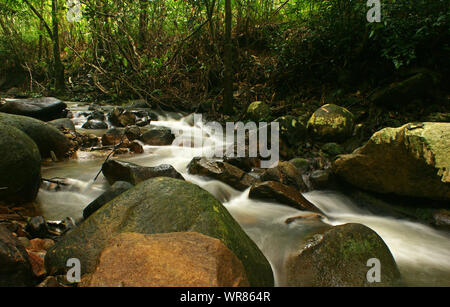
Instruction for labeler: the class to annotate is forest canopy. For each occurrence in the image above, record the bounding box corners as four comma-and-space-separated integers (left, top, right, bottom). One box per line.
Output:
0, 0, 448, 113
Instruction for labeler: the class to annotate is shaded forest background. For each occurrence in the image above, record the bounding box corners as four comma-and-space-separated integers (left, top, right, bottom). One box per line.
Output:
0, 0, 448, 118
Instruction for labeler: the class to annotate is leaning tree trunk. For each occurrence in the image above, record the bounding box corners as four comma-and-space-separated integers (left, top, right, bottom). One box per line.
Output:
223, 0, 233, 115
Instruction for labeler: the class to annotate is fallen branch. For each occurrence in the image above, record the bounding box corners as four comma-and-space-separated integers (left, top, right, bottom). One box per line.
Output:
93, 136, 126, 182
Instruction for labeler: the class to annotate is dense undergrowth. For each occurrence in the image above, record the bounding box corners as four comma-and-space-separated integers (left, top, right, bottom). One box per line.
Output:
0, 0, 449, 119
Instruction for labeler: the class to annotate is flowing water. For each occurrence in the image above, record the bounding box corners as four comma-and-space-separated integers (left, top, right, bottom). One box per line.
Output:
36, 103, 450, 286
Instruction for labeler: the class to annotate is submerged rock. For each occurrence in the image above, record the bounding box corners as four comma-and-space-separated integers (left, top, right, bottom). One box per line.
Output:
81, 232, 249, 287
188, 157, 258, 191
0, 225, 34, 286
0, 112, 71, 159
249, 181, 322, 213
333, 122, 450, 201
0, 97, 68, 121
0, 124, 41, 203
307, 104, 354, 142
284, 223, 401, 287
102, 160, 184, 185
45, 177, 274, 286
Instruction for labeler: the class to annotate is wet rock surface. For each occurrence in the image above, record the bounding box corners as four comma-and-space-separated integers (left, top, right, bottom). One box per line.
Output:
249, 181, 322, 213
81, 232, 249, 287
284, 223, 401, 287
45, 177, 274, 287
102, 160, 184, 185
188, 157, 258, 191
0, 97, 68, 121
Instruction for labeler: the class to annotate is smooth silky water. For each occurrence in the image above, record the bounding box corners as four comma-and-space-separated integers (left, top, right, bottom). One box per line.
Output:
36, 107, 450, 286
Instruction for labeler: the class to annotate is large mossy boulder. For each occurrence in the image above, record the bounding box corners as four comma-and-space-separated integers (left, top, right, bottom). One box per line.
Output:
0, 124, 41, 203
307, 104, 354, 142
0, 112, 71, 159
284, 223, 401, 287
45, 177, 274, 286
247, 101, 271, 121
333, 122, 450, 201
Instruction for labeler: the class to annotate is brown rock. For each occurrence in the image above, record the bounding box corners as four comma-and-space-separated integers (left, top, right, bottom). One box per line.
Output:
249, 181, 322, 213
28, 238, 55, 252
82, 232, 250, 287
102, 128, 129, 146
129, 140, 144, 154
260, 161, 307, 191
187, 157, 258, 191
0, 225, 34, 286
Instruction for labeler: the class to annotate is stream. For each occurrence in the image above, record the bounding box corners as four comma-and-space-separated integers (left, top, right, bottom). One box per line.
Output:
36, 102, 450, 286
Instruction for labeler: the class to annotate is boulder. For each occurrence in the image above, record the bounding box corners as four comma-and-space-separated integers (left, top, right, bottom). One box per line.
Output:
48, 118, 75, 132
260, 161, 307, 191
140, 126, 175, 146
0, 97, 68, 121
333, 122, 450, 201
124, 126, 142, 141
102, 160, 184, 185
83, 181, 134, 219
128, 140, 144, 154
108, 108, 136, 127
0, 225, 34, 286
309, 169, 333, 190
0, 124, 41, 203
247, 101, 271, 121
276, 115, 308, 146
45, 177, 274, 286
87, 110, 105, 121
307, 104, 355, 142
101, 128, 127, 146
284, 223, 401, 286
81, 232, 249, 287
289, 157, 311, 173
188, 157, 258, 191
0, 112, 71, 159
82, 120, 108, 130
249, 181, 322, 213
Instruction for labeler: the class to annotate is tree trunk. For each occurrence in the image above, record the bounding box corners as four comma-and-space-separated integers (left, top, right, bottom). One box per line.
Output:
139, 0, 149, 48
51, 0, 65, 91
223, 0, 233, 115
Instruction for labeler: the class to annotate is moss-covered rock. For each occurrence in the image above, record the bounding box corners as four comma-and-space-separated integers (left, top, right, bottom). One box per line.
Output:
0, 124, 41, 203
307, 104, 355, 142
247, 101, 271, 121
333, 122, 450, 201
321, 142, 344, 157
0, 112, 71, 159
45, 177, 274, 287
284, 223, 401, 286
